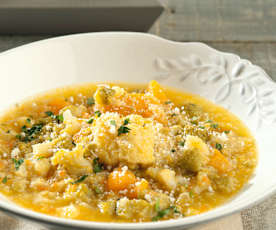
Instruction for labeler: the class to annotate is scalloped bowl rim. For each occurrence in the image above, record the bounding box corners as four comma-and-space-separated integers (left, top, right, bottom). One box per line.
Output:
0, 32, 275, 229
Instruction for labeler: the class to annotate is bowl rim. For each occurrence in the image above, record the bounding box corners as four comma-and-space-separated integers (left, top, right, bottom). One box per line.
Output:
0, 31, 275, 229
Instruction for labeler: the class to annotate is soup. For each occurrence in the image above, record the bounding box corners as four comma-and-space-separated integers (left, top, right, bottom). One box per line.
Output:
0, 81, 257, 222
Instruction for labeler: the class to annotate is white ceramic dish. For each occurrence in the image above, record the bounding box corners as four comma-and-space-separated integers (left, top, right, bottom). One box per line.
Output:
0, 32, 275, 230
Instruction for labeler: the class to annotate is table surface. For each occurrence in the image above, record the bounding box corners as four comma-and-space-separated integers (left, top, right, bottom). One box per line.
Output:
0, 1, 275, 230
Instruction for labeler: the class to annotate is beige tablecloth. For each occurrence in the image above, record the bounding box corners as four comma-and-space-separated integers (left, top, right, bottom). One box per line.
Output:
0, 194, 275, 230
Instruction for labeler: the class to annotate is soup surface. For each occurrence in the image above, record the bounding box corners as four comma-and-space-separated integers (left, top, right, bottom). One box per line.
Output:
0, 81, 257, 222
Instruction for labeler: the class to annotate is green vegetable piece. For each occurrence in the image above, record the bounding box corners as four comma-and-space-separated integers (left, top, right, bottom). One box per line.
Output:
94, 111, 101, 117
87, 118, 94, 124
93, 158, 104, 173
211, 123, 218, 129
12, 158, 24, 170
37, 156, 45, 160
71, 175, 88, 184
45, 111, 54, 117
87, 97, 95, 106
110, 120, 116, 126
215, 143, 223, 151
94, 187, 102, 194
2, 176, 7, 184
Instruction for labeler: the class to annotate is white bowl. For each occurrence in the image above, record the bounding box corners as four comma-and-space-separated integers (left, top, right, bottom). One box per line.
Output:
0, 32, 275, 230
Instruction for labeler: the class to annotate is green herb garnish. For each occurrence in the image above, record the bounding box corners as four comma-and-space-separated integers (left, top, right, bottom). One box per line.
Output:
189, 191, 194, 198
45, 111, 63, 124
94, 187, 102, 194
179, 141, 185, 147
165, 101, 172, 105
56, 115, 64, 124
87, 118, 94, 124
198, 126, 205, 129
155, 200, 160, 212
87, 97, 95, 106
2, 176, 7, 184
215, 143, 223, 151
12, 158, 24, 170
17, 123, 43, 142
93, 158, 104, 173
123, 118, 129, 125
45, 111, 54, 117
210, 123, 218, 129
110, 120, 116, 126
26, 118, 31, 123
71, 175, 88, 184
206, 120, 213, 123
37, 156, 45, 160
118, 119, 131, 136
94, 111, 101, 117
224, 130, 230, 134
152, 205, 177, 221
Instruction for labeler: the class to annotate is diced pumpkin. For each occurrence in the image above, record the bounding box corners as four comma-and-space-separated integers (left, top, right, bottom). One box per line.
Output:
107, 168, 136, 193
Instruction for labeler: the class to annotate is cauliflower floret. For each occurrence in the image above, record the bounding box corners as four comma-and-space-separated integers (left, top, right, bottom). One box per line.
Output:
179, 135, 209, 172
92, 113, 155, 168
51, 145, 92, 175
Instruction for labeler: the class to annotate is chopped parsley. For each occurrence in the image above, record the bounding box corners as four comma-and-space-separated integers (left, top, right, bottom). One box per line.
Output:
93, 158, 104, 173
154, 199, 160, 212
110, 120, 116, 126
37, 156, 45, 160
189, 191, 194, 198
2, 176, 7, 184
87, 118, 94, 124
94, 187, 102, 194
198, 126, 205, 129
87, 97, 95, 106
56, 115, 64, 124
6, 130, 10, 134
152, 202, 180, 221
206, 120, 213, 123
165, 101, 172, 105
123, 118, 130, 125
179, 141, 185, 147
215, 143, 223, 151
71, 175, 88, 184
210, 123, 218, 129
118, 119, 131, 136
17, 123, 43, 142
94, 111, 101, 117
45, 111, 54, 117
26, 118, 31, 123
45, 111, 63, 124
12, 158, 24, 170
72, 141, 76, 146
224, 130, 230, 134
